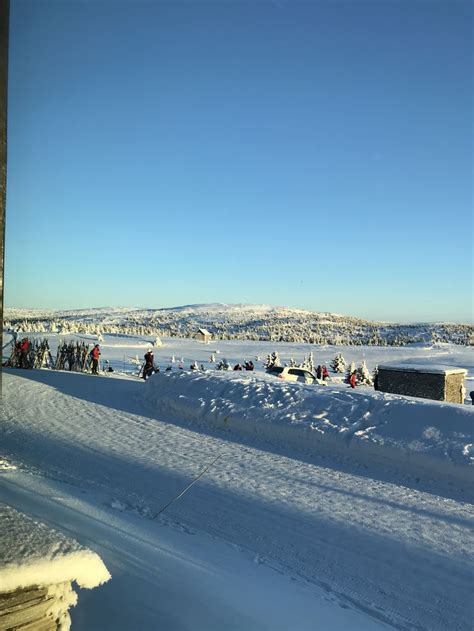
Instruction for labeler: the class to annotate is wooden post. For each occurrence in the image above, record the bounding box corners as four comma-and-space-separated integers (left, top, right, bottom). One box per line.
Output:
0, 0, 9, 386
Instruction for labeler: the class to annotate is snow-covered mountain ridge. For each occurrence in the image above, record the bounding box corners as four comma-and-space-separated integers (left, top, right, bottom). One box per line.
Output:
4, 303, 473, 346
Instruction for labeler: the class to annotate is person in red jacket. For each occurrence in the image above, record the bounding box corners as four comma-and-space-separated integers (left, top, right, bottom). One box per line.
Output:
19, 338, 30, 368
349, 371, 357, 388
90, 344, 101, 375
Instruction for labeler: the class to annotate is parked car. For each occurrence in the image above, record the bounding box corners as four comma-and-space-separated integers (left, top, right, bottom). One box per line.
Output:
266, 365, 323, 385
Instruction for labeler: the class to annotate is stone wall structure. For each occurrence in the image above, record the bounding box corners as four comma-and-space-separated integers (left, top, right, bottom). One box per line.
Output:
378, 364, 467, 404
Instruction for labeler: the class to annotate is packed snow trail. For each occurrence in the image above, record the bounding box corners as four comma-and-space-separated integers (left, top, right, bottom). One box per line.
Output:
2, 474, 382, 631
2, 369, 474, 630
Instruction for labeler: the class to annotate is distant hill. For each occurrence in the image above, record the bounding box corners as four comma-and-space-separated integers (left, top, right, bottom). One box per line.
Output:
4, 304, 473, 346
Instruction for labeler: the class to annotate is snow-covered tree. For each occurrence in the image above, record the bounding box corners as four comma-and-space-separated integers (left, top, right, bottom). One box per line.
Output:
331, 352, 346, 373
356, 360, 372, 385
171, 355, 176, 363
209, 353, 216, 363
264, 351, 281, 369
153, 336, 162, 347
300, 351, 314, 372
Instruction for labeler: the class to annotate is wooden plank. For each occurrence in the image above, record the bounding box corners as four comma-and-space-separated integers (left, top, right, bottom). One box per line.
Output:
14, 615, 58, 631
0, 587, 49, 613
0, 595, 56, 629
0, 593, 48, 617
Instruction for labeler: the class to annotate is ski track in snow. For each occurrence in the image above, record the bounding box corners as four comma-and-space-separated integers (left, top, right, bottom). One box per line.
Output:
2, 368, 474, 631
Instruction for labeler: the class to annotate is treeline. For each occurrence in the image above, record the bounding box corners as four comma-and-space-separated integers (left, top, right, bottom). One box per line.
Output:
4, 312, 473, 346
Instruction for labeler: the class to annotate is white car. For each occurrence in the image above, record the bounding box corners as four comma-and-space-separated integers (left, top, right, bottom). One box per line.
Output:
266, 365, 324, 385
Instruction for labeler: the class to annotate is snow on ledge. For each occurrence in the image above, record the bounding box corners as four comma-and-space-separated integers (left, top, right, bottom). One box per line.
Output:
0, 503, 111, 593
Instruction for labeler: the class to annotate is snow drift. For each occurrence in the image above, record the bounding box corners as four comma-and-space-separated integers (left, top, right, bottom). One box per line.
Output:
143, 371, 474, 492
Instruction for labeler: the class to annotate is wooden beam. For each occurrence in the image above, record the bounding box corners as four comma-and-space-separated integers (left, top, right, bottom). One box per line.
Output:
0, 0, 9, 385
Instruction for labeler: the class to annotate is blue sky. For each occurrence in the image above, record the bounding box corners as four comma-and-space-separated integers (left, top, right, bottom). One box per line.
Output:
5, 0, 473, 322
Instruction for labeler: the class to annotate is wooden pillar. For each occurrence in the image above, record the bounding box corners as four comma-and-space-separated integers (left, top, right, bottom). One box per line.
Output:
0, 0, 9, 384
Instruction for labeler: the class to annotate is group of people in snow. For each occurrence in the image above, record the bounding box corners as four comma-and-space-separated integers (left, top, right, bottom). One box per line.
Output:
316, 365, 330, 381
233, 361, 254, 371
6, 339, 474, 406
5, 336, 102, 373
4, 337, 54, 370
5, 337, 31, 369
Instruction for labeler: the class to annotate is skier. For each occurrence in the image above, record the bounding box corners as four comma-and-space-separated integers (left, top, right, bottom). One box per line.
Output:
470, 391, 474, 406
349, 372, 357, 389
143, 349, 155, 380
90, 344, 101, 375
316, 365, 322, 380
322, 365, 329, 380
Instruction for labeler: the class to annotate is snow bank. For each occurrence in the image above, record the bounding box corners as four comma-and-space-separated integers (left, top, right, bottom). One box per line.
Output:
143, 371, 474, 489
0, 503, 111, 592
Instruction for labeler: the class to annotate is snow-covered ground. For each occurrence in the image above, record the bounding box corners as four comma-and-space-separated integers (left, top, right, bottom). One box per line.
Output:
142, 370, 474, 490
2, 334, 474, 630
3, 330, 474, 380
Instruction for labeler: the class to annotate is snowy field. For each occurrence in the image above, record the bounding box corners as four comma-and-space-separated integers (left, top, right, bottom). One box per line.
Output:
3, 329, 474, 381
2, 333, 474, 630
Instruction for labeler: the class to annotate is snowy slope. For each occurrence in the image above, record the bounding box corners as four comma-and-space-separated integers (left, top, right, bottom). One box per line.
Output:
2, 365, 474, 631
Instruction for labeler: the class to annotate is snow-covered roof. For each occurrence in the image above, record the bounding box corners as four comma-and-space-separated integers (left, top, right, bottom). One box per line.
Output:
378, 363, 467, 376
196, 328, 211, 335
0, 503, 111, 592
